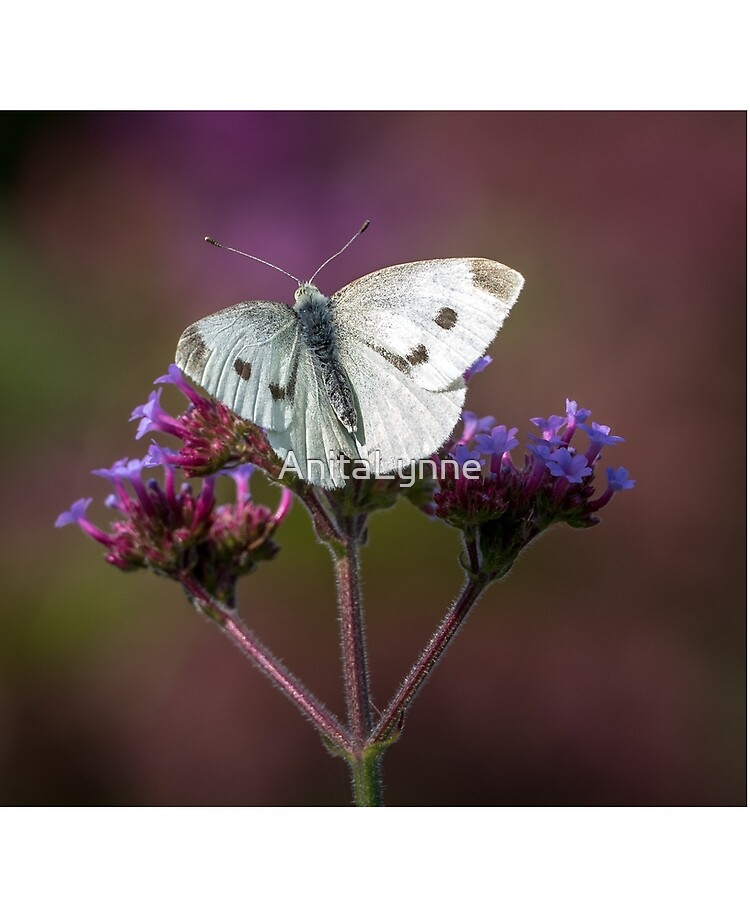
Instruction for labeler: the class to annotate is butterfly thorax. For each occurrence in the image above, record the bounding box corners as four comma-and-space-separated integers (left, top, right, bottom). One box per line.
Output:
294, 284, 358, 434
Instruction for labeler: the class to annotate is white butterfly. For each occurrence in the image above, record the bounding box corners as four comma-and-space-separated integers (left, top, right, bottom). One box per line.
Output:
176, 236, 524, 489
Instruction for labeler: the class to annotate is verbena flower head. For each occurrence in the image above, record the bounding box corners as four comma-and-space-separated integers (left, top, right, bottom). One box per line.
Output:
130, 364, 283, 480
56, 453, 291, 606
434, 399, 634, 582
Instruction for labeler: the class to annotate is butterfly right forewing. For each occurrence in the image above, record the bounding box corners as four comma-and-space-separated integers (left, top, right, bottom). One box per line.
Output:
176, 300, 301, 432
331, 258, 523, 393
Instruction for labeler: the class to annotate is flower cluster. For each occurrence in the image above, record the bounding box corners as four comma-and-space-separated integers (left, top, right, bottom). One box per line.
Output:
130, 365, 282, 480
57, 363, 634, 597
56, 455, 290, 606
434, 399, 634, 581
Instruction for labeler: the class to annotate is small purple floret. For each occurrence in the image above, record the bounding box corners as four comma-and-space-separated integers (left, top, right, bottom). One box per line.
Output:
458, 410, 496, 444
55, 497, 93, 528
130, 388, 186, 440
475, 425, 519, 456
451, 443, 484, 467
606, 466, 635, 491
222, 463, 256, 506
581, 421, 625, 448
545, 448, 592, 484
531, 414, 566, 441
154, 364, 202, 403
565, 399, 591, 427
581, 421, 625, 462
463, 355, 492, 381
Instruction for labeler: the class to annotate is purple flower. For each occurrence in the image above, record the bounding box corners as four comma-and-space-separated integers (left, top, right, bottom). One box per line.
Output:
606, 466, 635, 491
463, 355, 493, 381
434, 399, 633, 581
475, 425, 520, 476
581, 421, 625, 463
93, 456, 155, 515
528, 439, 553, 463
130, 368, 283, 480
154, 364, 202, 403
55, 497, 115, 546
475, 425, 519, 456
56, 449, 287, 599
586, 465, 636, 513
530, 414, 566, 443
563, 398, 592, 443
457, 410, 496, 445
565, 399, 591, 426
546, 448, 592, 484
130, 388, 187, 440
55, 497, 92, 529
222, 463, 255, 506
450, 443, 484, 468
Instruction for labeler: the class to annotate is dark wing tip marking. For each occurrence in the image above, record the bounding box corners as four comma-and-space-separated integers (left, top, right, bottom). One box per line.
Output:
435, 307, 458, 330
470, 258, 523, 303
176, 324, 210, 374
233, 358, 252, 380
406, 344, 429, 366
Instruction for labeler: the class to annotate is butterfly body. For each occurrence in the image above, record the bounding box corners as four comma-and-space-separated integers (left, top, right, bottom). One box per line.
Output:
176, 257, 524, 488
294, 283, 358, 435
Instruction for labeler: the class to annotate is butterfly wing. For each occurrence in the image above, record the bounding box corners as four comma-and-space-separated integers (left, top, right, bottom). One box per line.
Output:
175, 300, 302, 432
330, 258, 522, 470
265, 347, 364, 489
341, 341, 467, 472
176, 300, 361, 487
331, 258, 524, 392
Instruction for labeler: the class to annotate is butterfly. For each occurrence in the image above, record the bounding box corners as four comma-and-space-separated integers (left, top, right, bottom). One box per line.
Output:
175, 232, 524, 489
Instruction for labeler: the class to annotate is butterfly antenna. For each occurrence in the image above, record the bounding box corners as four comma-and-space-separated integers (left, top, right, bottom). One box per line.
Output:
308, 220, 370, 284
204, 237, 301, 285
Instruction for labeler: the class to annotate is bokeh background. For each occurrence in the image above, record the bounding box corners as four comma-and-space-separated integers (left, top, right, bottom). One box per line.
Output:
0, 111, 744, 805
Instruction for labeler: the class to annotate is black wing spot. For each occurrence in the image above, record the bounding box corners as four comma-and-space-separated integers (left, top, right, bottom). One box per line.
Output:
269, 382, 286, 400
369, 344, 410, 375
435, 307, 458, 330
407, 344, 429, 366
234, 358, 252, 381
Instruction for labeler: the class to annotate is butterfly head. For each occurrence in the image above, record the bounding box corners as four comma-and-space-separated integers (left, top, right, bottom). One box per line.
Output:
294, 282, 329, 312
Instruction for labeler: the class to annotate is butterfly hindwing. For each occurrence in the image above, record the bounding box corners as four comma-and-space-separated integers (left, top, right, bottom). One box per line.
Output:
331, 258, 523, 392
265, 347, 363, 489
175, 300, 301, 432
340, 335, 467, 473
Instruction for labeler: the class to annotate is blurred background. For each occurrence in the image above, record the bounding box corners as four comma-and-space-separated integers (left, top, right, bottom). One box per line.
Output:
0, 111, 744, 806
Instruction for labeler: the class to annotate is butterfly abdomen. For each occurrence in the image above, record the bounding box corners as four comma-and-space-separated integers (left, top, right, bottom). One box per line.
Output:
296, 285, 358, 433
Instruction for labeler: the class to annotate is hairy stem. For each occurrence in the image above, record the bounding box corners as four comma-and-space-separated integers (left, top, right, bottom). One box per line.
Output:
369, 576, 488, 746
331, 534, 383, 805
333, 538, 374, 744
182, 576, 351, 753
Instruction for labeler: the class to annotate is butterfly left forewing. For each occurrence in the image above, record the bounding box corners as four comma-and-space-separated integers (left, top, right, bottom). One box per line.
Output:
331, 258, 523, 392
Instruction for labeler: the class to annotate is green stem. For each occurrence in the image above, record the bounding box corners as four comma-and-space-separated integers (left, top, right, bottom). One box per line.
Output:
350, 749, 384, 807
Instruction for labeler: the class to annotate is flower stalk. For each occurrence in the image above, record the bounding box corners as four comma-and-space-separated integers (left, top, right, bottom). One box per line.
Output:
370, 575, 488, 747
182, 575, 351, 752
